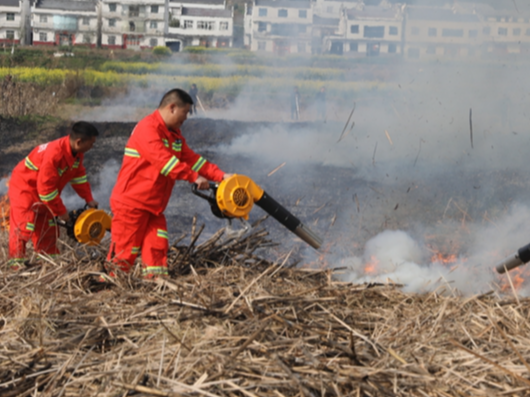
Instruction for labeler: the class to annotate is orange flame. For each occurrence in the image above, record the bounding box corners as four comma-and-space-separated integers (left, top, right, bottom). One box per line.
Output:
364, 255, 379, 274
431, 252, 458, 265
0, 178, 9, 231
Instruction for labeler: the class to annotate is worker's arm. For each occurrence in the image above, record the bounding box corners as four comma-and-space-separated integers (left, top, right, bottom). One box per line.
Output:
178, 135, 225, 182
69, 156, 95, 205
36, 151, 67, 217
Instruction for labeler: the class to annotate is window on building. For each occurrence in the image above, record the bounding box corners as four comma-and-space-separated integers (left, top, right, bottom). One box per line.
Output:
6, 13, 14, 21
6, 30, 14, 39
150, 21, 158, 29
109, 18, 116, 27
364, 26, 384, 38
109, 3, 117, 12
442, 28, 463, 37
483, 27, 491, 35
83, 34, 92, 44
39, 15, 47, 23
350, 25, 359, 34
150, 38, 158, 46
498, 27, 507, 36
426, 45, 435, 54
299, 10, 307, 18
129, 21, 136, 31
469, 29, 477, 38
411, 27, 419, 35
514, 28, 521, 36
388, 43, 397, 53
297, 42, 305, 53
408, 47, 420, 58
258, 8, 267, 17
108, 36, 116, 45
298, 25, 306, 33
278, 9, 287, 17
428, 28, 437, 37
258, 41, 266, 50
151, 5, 159, 13
183, 20, 193, 29
219, 21, 229, 30
197, 21, 215, 30
82, 17, 89, 25
389, 26, 398, 35
39, 32, 47, 41
258, 21, 266, 32
129, 5, 140, 17
350, 42, 358, 52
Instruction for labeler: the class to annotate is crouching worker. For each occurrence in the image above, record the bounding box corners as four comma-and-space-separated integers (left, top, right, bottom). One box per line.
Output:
107, 88, 233, 280
8, 122, 99, 270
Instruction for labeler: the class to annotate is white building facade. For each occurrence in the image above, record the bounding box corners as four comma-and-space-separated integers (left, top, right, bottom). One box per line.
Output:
101, 0, 165, 49
31, 0, 99, 47
166, 0, 233, 51
247, 0, 313, 55
0, 0, 26, 45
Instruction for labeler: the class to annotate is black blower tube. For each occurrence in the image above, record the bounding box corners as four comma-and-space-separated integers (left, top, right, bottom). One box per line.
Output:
495, 242, 530, 274
255, 192, 323, 249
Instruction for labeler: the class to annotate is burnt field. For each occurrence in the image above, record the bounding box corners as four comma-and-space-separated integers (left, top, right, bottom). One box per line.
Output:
4, 116, 530, 396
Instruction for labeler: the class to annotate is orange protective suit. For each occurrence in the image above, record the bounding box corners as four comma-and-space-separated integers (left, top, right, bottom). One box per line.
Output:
108, 110, 224, 277
8, 136, 94, 267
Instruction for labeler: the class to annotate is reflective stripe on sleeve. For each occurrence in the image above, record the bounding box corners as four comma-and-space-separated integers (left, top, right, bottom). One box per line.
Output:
160, 156, 179, 177
26, 222, 35, 231
39, 189, 59, 202
131, 246, 140, 255
156, 229, 168, 239
124, 148, 141, 158
162, 139, 169, 148
25, 157, 39, 171
70, 175, 88, 185
172, 142, 182, 152
58, 167, 68, 176
73, 159, 80, 169
48, 219, 56, 227
191, 157, 206, 172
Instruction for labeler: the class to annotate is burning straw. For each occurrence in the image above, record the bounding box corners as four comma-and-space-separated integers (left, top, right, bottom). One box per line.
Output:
1, 223, 530, 396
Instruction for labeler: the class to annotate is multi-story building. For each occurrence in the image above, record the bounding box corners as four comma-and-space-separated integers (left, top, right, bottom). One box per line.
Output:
166, 0, 233, 51
31, 0, 99, 47
0, 0, 29, 45
403, 6, 485, 60
479, 5, 530, 57
246, 0, 313, 55
101, 0, 165, 49
324, 3, 404, 56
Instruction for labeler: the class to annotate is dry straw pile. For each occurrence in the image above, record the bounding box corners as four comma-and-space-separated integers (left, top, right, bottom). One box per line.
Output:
1, 225, 530, 397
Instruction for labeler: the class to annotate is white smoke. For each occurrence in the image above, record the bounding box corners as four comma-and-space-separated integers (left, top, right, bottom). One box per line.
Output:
0, 177, 9, 196
62, 159, 120, 210
333, 203, 530, 296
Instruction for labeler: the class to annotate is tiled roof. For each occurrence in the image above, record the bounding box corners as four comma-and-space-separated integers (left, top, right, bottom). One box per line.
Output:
0, 0, 20, 7
407, 7, 480, 23
35, 0, 96, 12
182, 6, 231, 18
255, 0, 311, 9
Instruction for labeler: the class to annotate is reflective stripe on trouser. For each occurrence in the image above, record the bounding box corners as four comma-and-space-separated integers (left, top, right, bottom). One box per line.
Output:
8, 189, 60, 260
107, 202, 168, 275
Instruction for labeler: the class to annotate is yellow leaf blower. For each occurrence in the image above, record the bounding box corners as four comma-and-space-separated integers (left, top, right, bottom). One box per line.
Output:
57, 207, 112, 246
192, 174, 323, 249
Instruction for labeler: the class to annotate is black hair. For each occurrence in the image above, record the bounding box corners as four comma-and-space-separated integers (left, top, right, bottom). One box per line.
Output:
70, 121, 99, 141
159, 88, 193, 109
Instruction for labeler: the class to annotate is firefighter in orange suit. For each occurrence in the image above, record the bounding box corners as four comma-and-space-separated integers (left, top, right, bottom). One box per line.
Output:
108, 88, 233, 279
7, 122, 99, 269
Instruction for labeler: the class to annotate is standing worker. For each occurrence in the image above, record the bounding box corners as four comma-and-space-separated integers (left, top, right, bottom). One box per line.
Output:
291, 86, 300, 121
7, 122, 99, 270
188, 83, 198, 115
107, 88, 233, 279
315, 86, 326, 122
